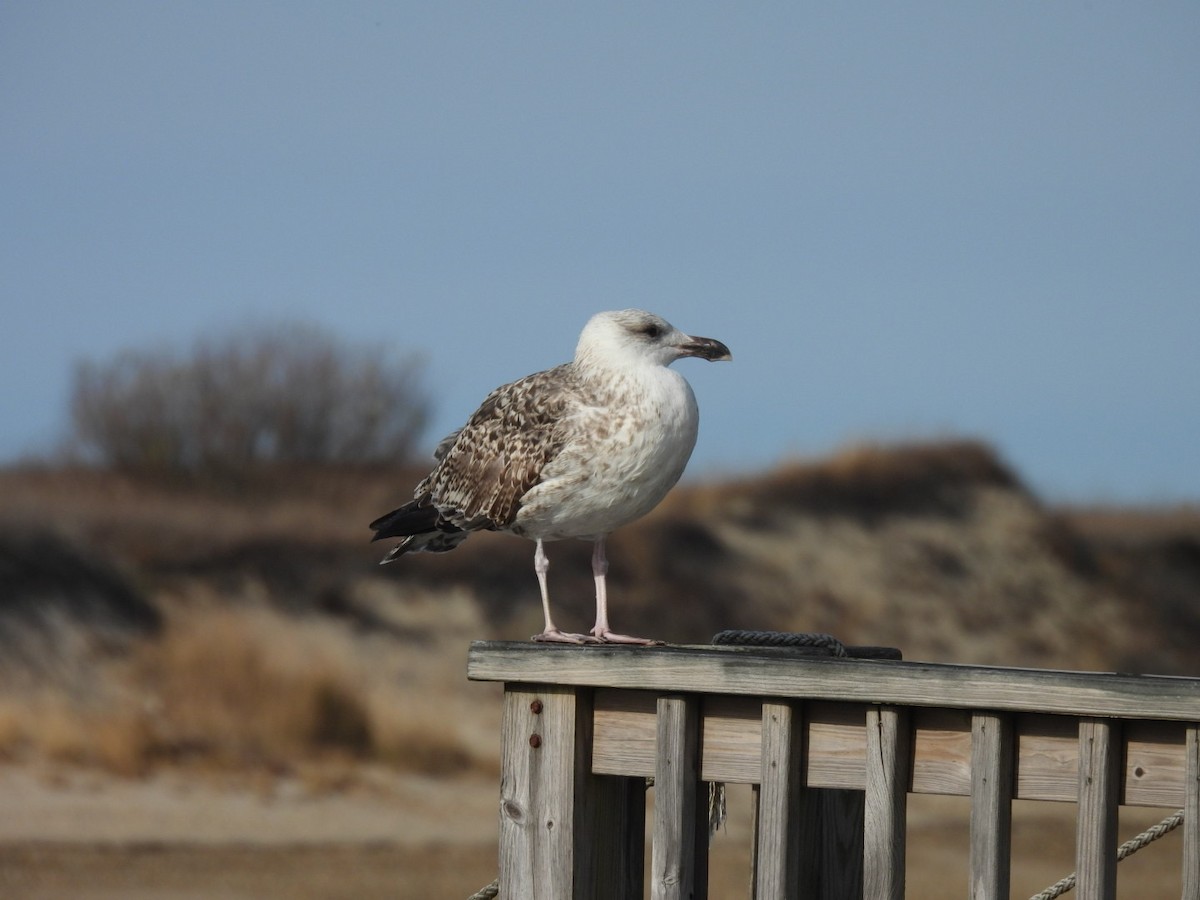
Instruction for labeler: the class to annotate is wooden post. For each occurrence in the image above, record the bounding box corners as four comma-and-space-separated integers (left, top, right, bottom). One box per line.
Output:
755, 701, 805, 898
1076, 718, 1121, 900
498, 684, 644, 900
864, 705, 910, 900
498, 684, 578, 899
969, 712, 1014, 900
1184, 725, 1200, 900
652, 694, 709, 900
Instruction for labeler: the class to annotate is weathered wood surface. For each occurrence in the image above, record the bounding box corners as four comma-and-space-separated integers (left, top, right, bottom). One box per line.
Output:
1184, 725, 1199, 900
755, 701, 804, 898
469, 642, 1200, 721
864, 706, 909, 900
497, 685, 647, 900
588, 690, 1193, 807
497, 685, 580, 900
651, 695, 708, 900
1075, 718, 1121, 900
484, 647, 1200, 900
968, 712, 1013, 900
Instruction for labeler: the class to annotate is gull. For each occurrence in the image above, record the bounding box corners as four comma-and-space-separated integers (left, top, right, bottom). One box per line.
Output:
369, 309, 731, 644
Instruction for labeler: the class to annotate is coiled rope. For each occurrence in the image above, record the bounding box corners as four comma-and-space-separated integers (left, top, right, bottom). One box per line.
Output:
712, 628, 850, 656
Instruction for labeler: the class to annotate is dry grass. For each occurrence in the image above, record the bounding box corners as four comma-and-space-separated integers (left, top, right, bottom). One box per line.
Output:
1, 447, 1197, 897
0, 599, 491, 780
132, 607, 373, 767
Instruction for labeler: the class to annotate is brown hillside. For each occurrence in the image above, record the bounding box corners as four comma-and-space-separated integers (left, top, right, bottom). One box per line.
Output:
0, 441, 1196, 779
2, 441, 1197, 899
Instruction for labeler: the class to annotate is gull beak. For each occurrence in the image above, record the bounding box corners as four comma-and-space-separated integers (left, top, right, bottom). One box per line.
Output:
678, 335, 732, 362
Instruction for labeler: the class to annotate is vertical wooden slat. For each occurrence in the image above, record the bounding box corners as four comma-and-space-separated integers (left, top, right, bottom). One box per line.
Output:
565, 673, 646, 900
795, 789, 864, 900
1076, 718, 1121, 900
969, 712, 1014, 900
579, 774, 645, 900
579, 770, 645, 900
652, 695, 709, 900
1184, 725, 1200, 900
755, 701, 805, 898
749, 784, 761, 897
864, 705, 910, 900
498, 684, 583, 900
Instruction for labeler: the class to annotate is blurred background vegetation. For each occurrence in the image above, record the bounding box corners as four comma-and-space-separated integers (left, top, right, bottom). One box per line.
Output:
1, 323, 1197, 898
65, 321, 431, 476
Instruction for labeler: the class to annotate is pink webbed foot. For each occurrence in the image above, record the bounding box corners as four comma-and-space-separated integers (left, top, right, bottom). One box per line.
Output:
532, 628, 600, 644
590, 627, 664, 646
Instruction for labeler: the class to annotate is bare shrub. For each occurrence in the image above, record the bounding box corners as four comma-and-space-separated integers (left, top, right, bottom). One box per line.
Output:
68, 322, 430, 473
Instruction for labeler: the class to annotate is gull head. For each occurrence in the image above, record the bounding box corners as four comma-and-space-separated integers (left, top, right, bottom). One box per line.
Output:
575, 309, 732, 370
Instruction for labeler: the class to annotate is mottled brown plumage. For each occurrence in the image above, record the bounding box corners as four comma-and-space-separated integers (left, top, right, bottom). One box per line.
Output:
420, 364, 578, 530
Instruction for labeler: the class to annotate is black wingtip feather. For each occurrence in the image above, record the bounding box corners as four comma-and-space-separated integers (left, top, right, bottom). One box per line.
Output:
369, 502, 440, 541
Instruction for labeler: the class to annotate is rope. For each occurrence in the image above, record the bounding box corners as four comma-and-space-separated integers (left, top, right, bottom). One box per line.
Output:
711, 629, 850, 657
1028, 808, 1184, 900
466, 879, 499, 900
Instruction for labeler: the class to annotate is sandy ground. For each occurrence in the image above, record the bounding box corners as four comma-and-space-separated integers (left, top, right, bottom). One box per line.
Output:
0, 768, 1186, 899
0, 765, 502, 899
0, 766, 498, 845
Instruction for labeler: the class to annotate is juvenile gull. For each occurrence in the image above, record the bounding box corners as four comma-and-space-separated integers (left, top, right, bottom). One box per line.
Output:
369, 309, 731, 644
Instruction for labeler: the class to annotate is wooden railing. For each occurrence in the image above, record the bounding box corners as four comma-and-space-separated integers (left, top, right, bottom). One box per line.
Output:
467, 641, 1200, 900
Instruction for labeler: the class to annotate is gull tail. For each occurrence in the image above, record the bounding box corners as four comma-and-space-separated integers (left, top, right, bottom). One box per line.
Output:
369, 501, 468, 562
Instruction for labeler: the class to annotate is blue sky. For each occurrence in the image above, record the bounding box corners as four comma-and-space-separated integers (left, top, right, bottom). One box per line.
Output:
3, 3, 1198, 502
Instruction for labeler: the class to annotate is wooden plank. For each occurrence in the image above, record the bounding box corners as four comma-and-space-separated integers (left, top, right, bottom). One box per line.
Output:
969, 712, 1013, 900
802, 702, 865, 791
593, 689, 658, 775
1076, 718, 1121, 900
498, 685, 583, 900
469, 642, 1200, 721
561, 682, 645, 900
864, 706, 909, 900
651, 695, 709, 900
755, 701, 804, 898
704, 694, 765, 783
1016, 714, 1080, 802
1123, 719, 1189, 808
590, 691, 1192, 806
1185, 725, 1200, 900
1013, 715, 1189, 807
592, 694, 867, 787
911, 707, 972, 796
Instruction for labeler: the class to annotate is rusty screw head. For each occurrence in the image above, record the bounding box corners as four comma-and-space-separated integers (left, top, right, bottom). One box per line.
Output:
529, 733, 542, 749
530, 699, 543, 714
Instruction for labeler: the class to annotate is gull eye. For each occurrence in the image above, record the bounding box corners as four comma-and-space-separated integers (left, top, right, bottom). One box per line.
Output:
639, 323, 662, 339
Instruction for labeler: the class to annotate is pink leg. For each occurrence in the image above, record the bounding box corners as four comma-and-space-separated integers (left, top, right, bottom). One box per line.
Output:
530, 539, 592, 644
589, 536, 661, 645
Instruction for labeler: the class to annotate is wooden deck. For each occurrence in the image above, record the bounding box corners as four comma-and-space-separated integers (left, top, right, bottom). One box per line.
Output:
468, 641, 1200, 899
